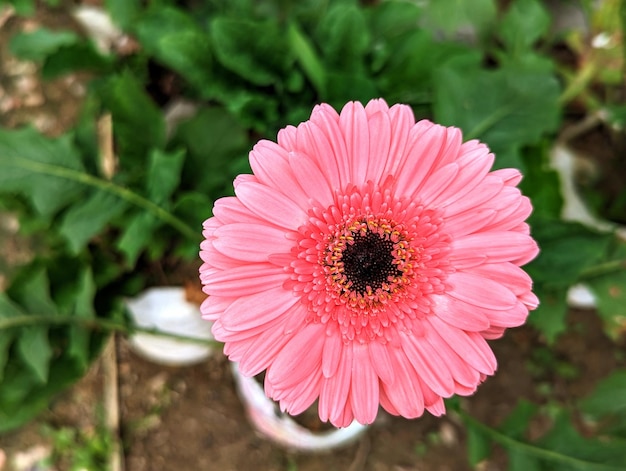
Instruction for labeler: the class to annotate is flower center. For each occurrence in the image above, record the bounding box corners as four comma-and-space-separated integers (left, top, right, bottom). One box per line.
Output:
287, 182, 452, 344
341, 231, 401, 294
323, 218, 413, 310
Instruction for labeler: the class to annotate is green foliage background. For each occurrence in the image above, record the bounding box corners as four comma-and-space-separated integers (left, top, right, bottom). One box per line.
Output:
0, 0, 625, 468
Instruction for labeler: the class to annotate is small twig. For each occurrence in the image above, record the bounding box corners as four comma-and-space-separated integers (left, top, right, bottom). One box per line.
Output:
102, 335, 124, 471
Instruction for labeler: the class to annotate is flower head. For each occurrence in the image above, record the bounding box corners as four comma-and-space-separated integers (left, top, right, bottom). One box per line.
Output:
199, 99, 539, 427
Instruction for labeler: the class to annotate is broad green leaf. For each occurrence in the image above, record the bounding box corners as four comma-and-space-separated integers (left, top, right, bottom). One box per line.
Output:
375, 30, 469, 105
421, 0, 497, 40
498, 0, 551, 56
17, 326, 52, 383
9, 28, 79, 62
500, 400, 539, 439
0, 128, 84, 217
59, 190, 128, 254
42, 41, 114, 79
0, 293, 25, 381
526, 220, 612, 289
172, 107, 249, 194
580, 370, 626, 417
146, 149, 186, 204
433, 56, 561, 154
116, 212, 160, 266
9, 267, 58, 316
105, 0, 141, 30
507, 449, 541, 471
135, 8, 213, 92
67, 268, 97, 368
521, 145, 563, 220
528, 288, 569, 343
97, 71, 166, 160
537, 410, 626, 467
466, 423, 491, 466
211, 17, 292, 86
317, 4, 369, 73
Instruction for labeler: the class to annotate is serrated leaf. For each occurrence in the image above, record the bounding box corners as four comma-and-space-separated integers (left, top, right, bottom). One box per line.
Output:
172, 107, 249, 194
433, 56, 560, 154
9, 267, 58, 316
211, 17, 291, 86
116, 212, 160, 266
146, 149, 186, 204
59, 190, 128, 254
135, 8, 213, 91
67, 268, 97, 368
317, 3, 369, 73
526, 220, 612, 289
9, 28, 80, 62
498, 0, 551, 56
466, 423, 491, 466
17, 327, 52, 383
0, 128, 85, 217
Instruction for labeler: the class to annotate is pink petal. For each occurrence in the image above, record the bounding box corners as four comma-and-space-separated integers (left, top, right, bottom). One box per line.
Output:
221, 286, 298, 331
212, 196, 265, 225
400, 331, 455, 397
427, 316, 497, 375
364, 98, 390, 116
451, 231, 538, 265
267, 323, 325, 389
319, 344, 353, 424
469, 262, 533, 296
350, 344, 380, 424
447, 271, 518, 310
431, 294, 491, 331
212, 223, 290, 262
322, 332, 343, 378
339, 101, 370, 184
442, 175, 504, 216
442, 209, 497, 237
288, 151, 335, 203
201, 263, 287, 297
364, 111, 392, 185
381, 347, 425, 418
235, 181, 307, 230
309, 104, 350, 186
381, 104, 415, 177
368, 340, 395, 385
295, 121, 342, 192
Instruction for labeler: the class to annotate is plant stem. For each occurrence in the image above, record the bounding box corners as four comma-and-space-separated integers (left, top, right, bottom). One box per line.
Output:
12, 158, 200, 242
0, 314, 220, 347
457, 410, 625, 471
579, 259, 626, 280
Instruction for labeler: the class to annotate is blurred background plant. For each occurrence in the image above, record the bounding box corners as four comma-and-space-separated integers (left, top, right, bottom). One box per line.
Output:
0, 0, 625, 469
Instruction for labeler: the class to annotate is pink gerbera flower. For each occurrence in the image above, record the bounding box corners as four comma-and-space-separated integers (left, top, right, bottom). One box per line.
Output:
199, 99, 539, 427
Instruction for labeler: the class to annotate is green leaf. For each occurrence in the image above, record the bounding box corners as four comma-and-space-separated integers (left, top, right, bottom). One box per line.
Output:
97, 71, 166, 159
9, 267, 58, 316
59, 190, 128, 254
508, 449, 541, 471
498, 0, 551, 56
105, 0, 141, 30
67, 268, 97, 368
116, 212, 160, 266
172, 107, 249, 195
9, 28, 80, 62
287, 21, 326, 97
527, 288, 569, 343
317, 3, 369, 73
500, 400, 539, 439
0, 128, 85, 217
433, 56, 561, 154
42, 41, 114, 79
581, 370, 626, 417
466, 423, 491, 466
527, 220, 612, 289
0, 294, 25, 381
135, 8, 213, 91
146, 149, 186, 204
421, 0, 497, 40
17, 326, 52, 383
211, 17, 291, 86
521, 145, 564, 220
